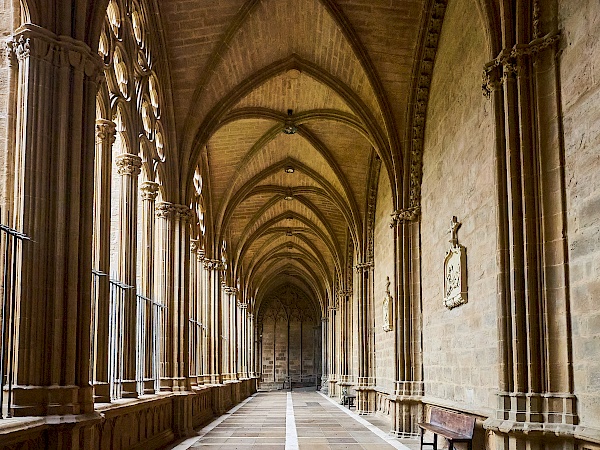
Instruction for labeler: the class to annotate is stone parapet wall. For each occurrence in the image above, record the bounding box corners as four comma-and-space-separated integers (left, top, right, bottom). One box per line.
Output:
0, 379, 257, 450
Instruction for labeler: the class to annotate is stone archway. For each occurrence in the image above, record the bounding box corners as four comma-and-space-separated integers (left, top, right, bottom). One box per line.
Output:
257, 284, 321, 389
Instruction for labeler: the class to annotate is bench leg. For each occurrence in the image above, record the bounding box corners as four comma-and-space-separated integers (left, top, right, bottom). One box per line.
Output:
420, 430, 438, 450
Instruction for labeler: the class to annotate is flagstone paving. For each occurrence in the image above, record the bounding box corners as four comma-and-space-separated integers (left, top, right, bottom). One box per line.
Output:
169, 390, 419, 450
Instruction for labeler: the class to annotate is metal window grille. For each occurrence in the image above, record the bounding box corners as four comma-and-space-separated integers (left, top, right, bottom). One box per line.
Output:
0, 211, 29, 419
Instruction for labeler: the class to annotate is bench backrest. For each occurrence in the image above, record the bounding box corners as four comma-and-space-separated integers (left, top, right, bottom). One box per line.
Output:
429, 407, 475, 438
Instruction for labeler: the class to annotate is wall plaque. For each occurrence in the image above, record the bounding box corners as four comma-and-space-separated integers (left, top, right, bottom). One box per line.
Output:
443, 216, 467, 309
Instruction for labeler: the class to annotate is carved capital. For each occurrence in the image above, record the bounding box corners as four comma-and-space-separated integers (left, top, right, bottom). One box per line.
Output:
95, 119, 117, 146
354, 261, 373, 273
140, 181, 159, 201
155, 202, 193, 221
337, 289, 352, 299
115, 153, 142, 176
9, 25, 104, 78
203, 258, 224, 271
190, 239, 200, 253
224, 286, 238, 295
390, 206, 421, 228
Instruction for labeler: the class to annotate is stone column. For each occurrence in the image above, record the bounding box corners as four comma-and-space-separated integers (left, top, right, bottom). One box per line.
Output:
92, 119, 116, 403
355, 262, 375, 413
480, 20, 577, 437
198, 250, 207, 383
7, 25, 103, 417
115, 153, 142, 398
188, 239, 199, 386
155, 202, 192, 392
139, 181, 159, 393
390, 210, 424, 435
222, 286, 238, 381
239, 302, 248, 378
327, 304, 337, 395
320, 317, 329, 393
203, 259, 223, 384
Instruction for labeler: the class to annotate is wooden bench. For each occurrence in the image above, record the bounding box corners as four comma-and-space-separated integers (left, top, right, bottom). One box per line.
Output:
342, 393, 356, 409
418, 406, 475, 450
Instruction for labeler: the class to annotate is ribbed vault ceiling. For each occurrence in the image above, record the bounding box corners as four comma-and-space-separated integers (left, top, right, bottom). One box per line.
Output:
160, 0, 427, 314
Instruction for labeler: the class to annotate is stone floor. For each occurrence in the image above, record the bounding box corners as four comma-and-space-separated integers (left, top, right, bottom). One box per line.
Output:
169, 390, 420, 449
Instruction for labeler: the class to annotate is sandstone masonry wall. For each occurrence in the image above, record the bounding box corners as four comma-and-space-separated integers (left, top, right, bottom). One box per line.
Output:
420, 0, 498, 415
559, 0, 600, 427
373, 168, 395, 394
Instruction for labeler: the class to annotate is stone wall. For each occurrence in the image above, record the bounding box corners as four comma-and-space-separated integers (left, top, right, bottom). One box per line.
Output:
559, 0, 600, 429
260, 315, 320, 385
420, 0, 498, 415
373, 168, 395, 394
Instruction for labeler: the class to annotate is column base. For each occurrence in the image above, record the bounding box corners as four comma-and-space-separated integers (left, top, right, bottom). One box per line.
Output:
160, 377, 189, 392
93, 382, 111, 403
120, 380, 139, 399
11, 385, 94, 416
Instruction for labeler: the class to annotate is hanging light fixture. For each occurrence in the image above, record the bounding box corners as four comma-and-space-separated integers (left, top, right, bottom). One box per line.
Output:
282, 109, 297, 135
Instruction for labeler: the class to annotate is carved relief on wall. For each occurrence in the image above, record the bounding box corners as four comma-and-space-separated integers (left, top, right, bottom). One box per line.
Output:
443, 216, 467, 309
383, 277, 393, 332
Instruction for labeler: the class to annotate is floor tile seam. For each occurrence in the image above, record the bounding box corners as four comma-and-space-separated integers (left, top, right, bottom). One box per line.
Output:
317, 391, 412, 450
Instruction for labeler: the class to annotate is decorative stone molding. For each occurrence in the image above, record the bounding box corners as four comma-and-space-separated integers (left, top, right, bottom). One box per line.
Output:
482, 31, 560, 98
238, 302, 247, 310
393, 380, 424, 398
140, 181, 159, 201
6, 25, 104, 79
203, 258, 224, 271
354, 261, 373, 273
95, 119, 116, 145
115, 153, 142, 176
443, 216, 467, 309
408, 0, 449, 211
336, 289, 352, 299
390, 206, 421, 228
382, 277, 393, 332
484, 392, 578, 434
155, 202, 193, 221
190, 239, 200, 253
357, 376, 376, 388
224, 286, 238, 295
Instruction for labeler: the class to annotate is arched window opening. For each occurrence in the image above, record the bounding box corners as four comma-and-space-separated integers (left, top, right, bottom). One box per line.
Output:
91, 0, 168, 403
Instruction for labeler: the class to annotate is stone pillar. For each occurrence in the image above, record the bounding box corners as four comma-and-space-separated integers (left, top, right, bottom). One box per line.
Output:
247, 309, 253, 378
203, 259, 223, 384
92, 119, 116, 403
389, 210, 423, 436
197, 250, 208, 383
139, 181, 159, 393
239, 302, 248, 378
115, 153, 142, 398
236, 300, 242, 378
320, 317, 329, 393
188, 239, 199, 386
8, 24, 103, 417
355, 262, 375, 414
480, 17, 577, 440
155, 202, 192, 392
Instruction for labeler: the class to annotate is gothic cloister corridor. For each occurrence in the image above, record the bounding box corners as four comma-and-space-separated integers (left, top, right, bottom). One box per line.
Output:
0, 0, 600, 449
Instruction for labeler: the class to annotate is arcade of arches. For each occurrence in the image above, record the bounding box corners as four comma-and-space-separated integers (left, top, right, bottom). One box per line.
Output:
0, 0, 599, 449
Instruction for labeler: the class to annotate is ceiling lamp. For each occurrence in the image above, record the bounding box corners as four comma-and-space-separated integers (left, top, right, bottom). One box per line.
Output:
286, 229, 293, 236
284, 166, 295, 174
284, 188, 294, 201
282, 109, 297, 135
